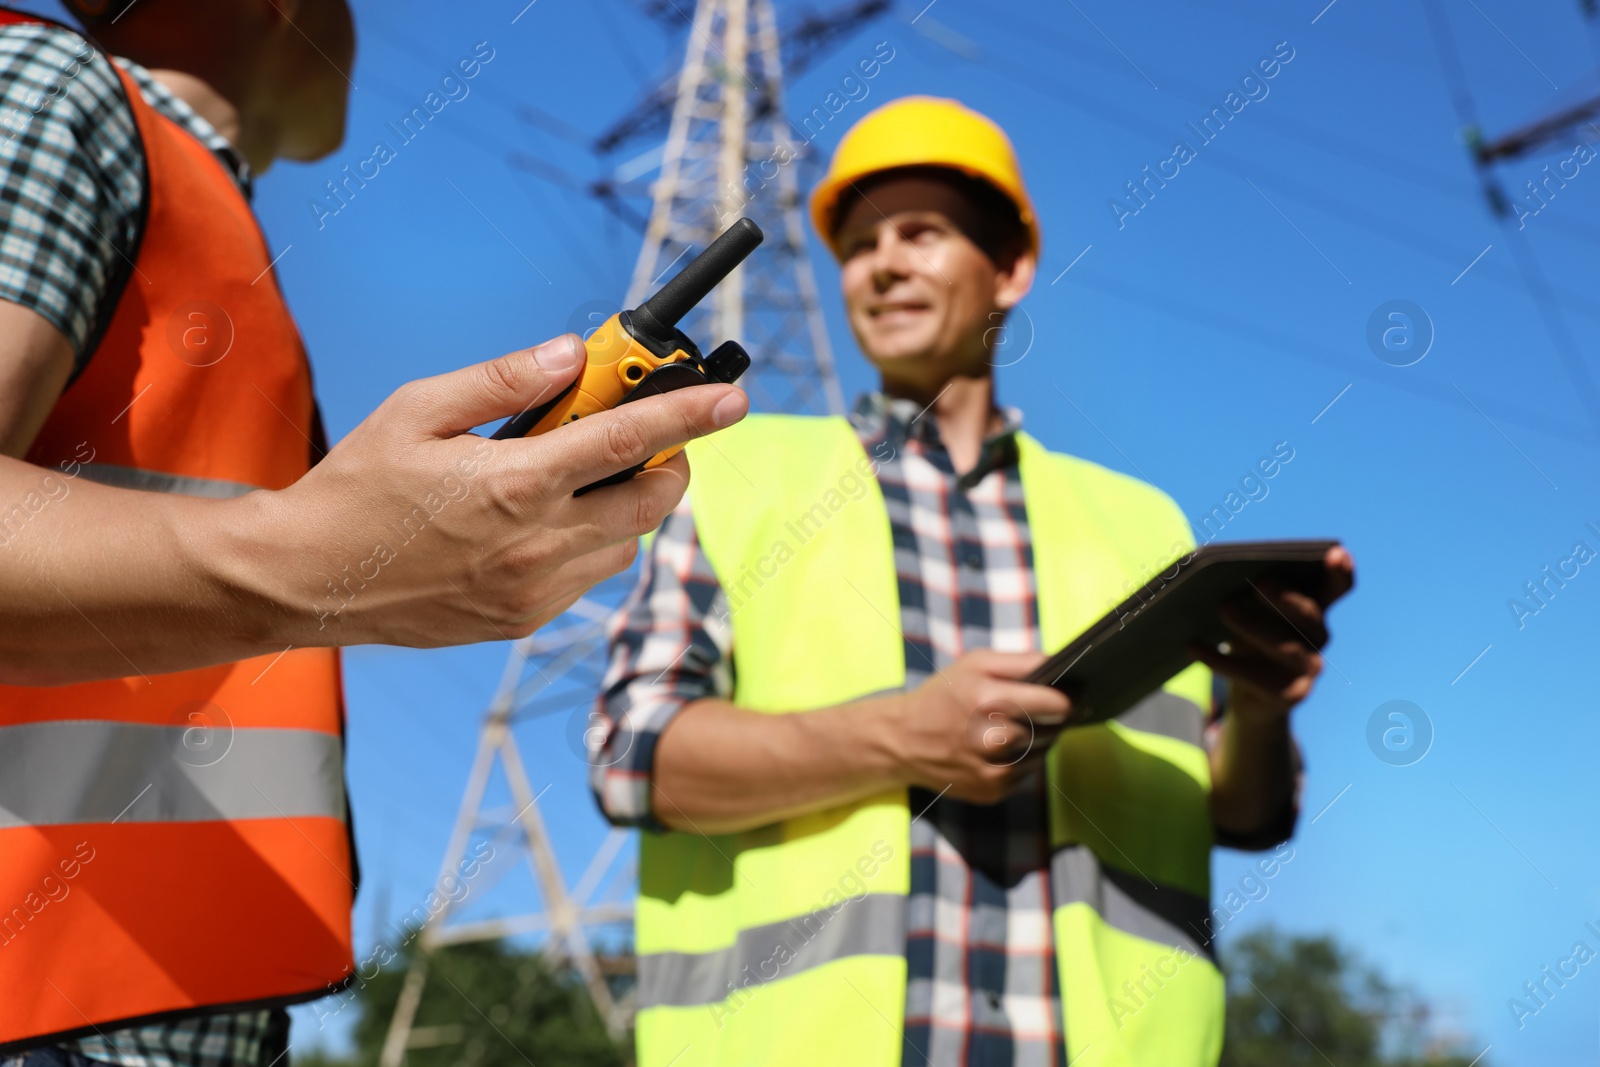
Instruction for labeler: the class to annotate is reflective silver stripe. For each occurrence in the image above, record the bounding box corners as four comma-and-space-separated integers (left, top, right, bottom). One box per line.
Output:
1118, 690, 1204, 748
1051, 844, 1215, 963
0, 721, 345, 828
77, 463, 260, 499
636, 891, 904, 1009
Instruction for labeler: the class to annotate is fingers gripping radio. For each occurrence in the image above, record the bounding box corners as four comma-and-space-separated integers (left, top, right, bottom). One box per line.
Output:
492, 218, 763, 492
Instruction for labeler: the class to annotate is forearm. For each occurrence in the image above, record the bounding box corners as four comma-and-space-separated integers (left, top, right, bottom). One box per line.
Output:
0, 457, 303, 684
650, 694, 907, 835
1208, 708, 1297, 842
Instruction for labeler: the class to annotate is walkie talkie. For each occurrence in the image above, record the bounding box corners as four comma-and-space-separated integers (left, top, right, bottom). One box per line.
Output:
493, 217, 763, 492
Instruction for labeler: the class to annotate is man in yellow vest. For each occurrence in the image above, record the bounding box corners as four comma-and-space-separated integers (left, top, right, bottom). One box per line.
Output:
591, 96, 1354, 1066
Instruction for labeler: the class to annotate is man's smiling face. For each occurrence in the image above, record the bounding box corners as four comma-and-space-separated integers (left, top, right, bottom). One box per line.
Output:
834, 169, 1034, 394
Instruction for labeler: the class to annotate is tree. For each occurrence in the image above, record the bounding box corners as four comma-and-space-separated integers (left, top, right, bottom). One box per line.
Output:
299, 942, 627, 1067
1222, 927, 1482, 1067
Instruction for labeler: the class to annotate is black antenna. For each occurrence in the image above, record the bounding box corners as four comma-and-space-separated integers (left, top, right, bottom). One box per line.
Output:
629, 218, 763, 340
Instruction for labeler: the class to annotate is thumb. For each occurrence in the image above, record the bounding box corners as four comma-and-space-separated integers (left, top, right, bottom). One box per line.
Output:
966, 649, 1051, 681
1319, 544, 1355, 607
410, 334, 586, 437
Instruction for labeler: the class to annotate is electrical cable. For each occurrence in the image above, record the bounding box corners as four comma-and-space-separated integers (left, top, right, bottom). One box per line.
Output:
981, 7, 1600, 255
993, 0, 1600, 261
593, 0, 658, 89
893, 19, 1600, 447
979, 5, 1473, 206
1421, 0, 1600, 443
351, 64, 626, 291
1061, 266, 1597, 450
355, 27, 636, 286
902, 30, 1600, 327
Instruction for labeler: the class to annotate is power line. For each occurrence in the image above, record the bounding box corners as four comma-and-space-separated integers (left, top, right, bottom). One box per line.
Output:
1498, 228, 1600, 442
356, 24, 642, 285
592, 0, 660, 89
1060, 266, 1596, 451
981, 7, 1600, 255
904, 28, 1600, 325
347, 65, 626, 292
979, 5, 1473, 206
1419, 0, 1485, 129
1420, 0, 1600, 442
895, 14, 1598, 446
987, 0, 1600, 265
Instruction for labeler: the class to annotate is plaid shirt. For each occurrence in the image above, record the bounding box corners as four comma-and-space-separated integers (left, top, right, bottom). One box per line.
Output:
0, 21, 278, 1067
593, 394, 1300, 1066
0, 20, 251, 370
59, 1014, 287, 1067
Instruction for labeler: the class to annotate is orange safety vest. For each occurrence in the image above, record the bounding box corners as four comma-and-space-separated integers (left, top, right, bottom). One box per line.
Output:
0, 11, 355, 1048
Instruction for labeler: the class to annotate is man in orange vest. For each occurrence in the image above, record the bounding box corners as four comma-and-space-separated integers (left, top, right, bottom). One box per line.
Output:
0, 2, 747, 1063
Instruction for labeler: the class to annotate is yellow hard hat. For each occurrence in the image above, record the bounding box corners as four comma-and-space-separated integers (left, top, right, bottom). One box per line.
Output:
809, 95, 1039, 257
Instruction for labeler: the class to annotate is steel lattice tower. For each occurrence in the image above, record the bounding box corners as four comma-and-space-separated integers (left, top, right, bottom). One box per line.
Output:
380, 0, 856, 1057
625, 0, 846, 416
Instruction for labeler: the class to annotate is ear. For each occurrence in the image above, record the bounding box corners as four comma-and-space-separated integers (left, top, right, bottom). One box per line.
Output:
263, 0, 303, 23
993, 247, 1036, 311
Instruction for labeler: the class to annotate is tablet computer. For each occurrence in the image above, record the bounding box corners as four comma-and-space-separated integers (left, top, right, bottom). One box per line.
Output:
1026, 539, 1339, 727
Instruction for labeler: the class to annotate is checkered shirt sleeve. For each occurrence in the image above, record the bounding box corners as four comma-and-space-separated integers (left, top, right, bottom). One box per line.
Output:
67, 1008, 286, 1067
588, 502, 733, 829
0, 23, 143, 366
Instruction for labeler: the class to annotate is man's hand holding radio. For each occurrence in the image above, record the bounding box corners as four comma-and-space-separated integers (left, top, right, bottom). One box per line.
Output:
0, 331, 747, 684
3, 218, 761, 684
244, 333, 749, 650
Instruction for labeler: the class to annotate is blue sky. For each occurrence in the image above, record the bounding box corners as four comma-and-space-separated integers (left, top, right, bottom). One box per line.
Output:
26, 0, 1600, 1059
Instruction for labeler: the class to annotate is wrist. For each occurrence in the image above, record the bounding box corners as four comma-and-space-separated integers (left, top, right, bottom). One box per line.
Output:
851, 691, 915, 786
196, 488, 328, 649
1226, 688, 1294, 730
1222, 700, 1294, 762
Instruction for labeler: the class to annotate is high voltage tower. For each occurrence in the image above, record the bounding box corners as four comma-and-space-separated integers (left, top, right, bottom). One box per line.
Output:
380, 0, 881, 1056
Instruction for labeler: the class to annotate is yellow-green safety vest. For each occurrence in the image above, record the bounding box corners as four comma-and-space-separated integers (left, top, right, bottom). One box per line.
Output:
636, 414, 1222, 1066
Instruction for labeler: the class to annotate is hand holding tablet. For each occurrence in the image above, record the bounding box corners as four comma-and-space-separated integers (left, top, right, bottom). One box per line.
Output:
1027, 540, 1355, 727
